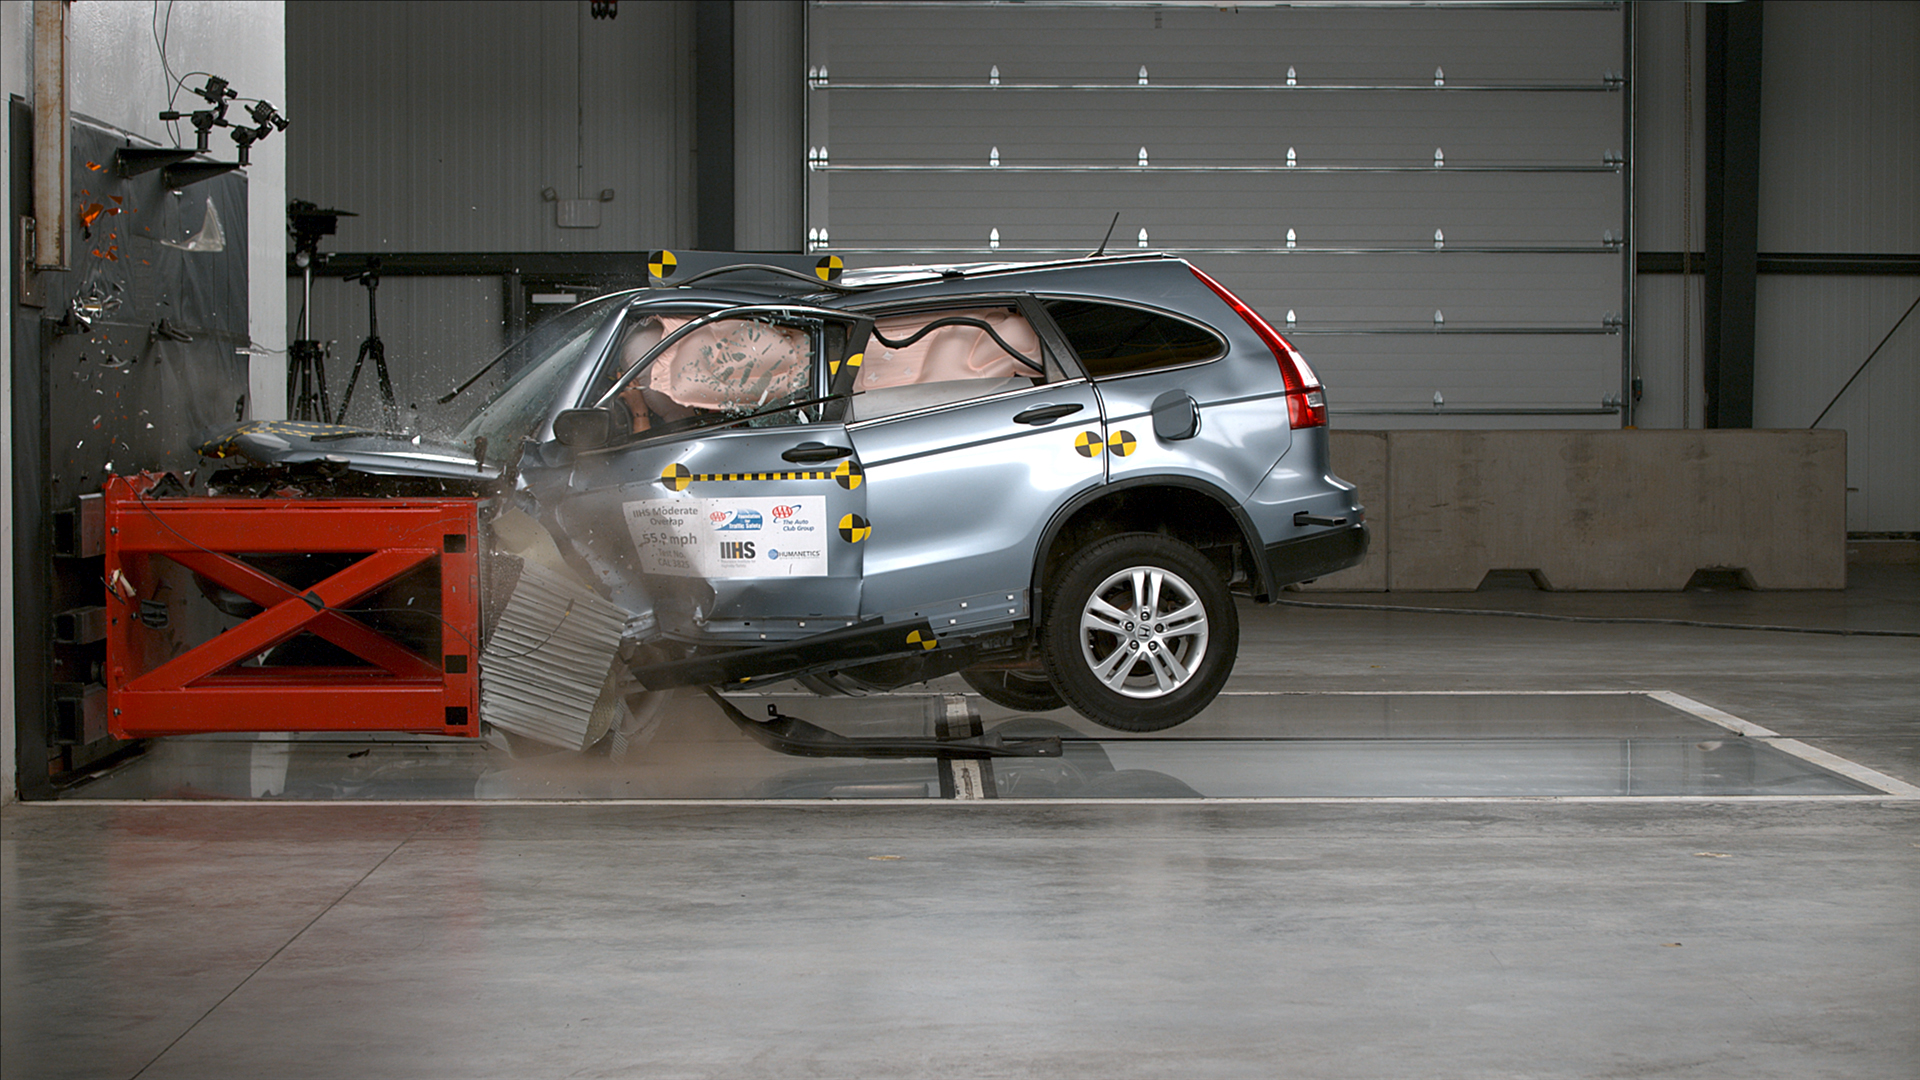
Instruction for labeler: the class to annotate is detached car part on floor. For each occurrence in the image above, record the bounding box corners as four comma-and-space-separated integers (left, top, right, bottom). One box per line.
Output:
123, 253, 1365, 752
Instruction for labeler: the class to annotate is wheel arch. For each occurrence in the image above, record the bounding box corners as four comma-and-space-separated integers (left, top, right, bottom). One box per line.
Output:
1030, 476, 1272, 629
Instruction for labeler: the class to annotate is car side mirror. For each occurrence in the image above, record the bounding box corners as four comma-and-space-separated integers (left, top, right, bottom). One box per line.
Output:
552, 407, 620, 450
1151, 391, 1200, 441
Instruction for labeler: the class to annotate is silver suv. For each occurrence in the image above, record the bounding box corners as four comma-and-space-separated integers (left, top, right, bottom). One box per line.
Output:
208, 254, 1366, 734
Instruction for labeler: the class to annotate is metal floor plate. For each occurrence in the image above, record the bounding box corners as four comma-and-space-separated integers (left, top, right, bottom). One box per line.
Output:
61, 691, 1915, 802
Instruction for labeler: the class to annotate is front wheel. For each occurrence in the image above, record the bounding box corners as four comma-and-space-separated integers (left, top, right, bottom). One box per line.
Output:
1041, 534, 1238, 732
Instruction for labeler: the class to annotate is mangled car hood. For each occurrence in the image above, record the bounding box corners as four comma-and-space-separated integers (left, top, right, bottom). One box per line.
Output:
197, 420, 502, 483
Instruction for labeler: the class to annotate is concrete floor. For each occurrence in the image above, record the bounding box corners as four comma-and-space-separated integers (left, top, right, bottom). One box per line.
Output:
4, 566, 1916, 1079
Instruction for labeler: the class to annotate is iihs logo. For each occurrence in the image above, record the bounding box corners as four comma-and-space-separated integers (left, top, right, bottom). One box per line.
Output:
719, 541, 756, 560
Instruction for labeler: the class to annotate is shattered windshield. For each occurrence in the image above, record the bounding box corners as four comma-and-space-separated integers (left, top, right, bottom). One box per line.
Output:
449, 294, 628, 459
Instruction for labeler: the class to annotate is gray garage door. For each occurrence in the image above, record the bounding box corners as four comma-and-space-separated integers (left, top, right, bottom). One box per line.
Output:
804, 0, 1628, 427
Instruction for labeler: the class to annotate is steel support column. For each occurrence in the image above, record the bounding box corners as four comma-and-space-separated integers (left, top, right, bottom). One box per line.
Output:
1702, 1, 1763, 429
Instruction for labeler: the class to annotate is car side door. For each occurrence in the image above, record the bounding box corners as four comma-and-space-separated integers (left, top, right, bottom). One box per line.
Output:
542, 308, 873, 640
843, 296, 1106, 637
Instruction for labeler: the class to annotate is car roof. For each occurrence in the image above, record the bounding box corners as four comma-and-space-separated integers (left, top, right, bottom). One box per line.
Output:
606, 251, 1193, 312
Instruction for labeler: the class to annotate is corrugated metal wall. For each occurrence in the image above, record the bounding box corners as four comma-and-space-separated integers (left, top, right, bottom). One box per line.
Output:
1755, 2, 1917, 253
1754, 1, 1917, 534
736, 1, 806, 252
288, 0, 695, 253
286, 0, 701, 431
805, 1, 1631, 429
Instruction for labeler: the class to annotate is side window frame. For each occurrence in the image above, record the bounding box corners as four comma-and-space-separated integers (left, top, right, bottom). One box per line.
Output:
588, 303, 853, 447
1032, 294, 1228, 380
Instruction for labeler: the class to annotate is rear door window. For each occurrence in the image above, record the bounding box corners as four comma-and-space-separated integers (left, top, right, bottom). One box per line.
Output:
850, 304, 1049, 421
1041, 299, 1224, 378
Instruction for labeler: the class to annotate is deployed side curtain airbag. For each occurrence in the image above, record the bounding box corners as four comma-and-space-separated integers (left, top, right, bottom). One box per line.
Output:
863, 309, 1041, 389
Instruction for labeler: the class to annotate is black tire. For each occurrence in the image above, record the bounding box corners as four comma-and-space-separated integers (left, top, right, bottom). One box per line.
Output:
1041, 533, 1238, 732
960, 667, 1067, 713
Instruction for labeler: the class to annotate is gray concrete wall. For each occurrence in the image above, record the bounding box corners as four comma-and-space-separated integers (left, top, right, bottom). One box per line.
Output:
1306, 430, 1847, 592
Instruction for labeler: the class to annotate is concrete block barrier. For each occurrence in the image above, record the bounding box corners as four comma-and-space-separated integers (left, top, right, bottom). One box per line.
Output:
1297, 429, 1846, 591
1387, 430, 1847, 590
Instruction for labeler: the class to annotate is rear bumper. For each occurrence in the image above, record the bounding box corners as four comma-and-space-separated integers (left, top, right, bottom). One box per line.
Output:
1261, 523, 1369, 594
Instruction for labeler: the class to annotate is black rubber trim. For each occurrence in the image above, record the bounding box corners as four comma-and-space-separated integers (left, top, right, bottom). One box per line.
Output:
633, 618, 938, 691
1263, 523, 1370, 588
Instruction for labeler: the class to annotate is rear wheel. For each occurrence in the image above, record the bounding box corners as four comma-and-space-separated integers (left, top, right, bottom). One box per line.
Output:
960, 667, 1067, 713
1041, 533, 1237, 732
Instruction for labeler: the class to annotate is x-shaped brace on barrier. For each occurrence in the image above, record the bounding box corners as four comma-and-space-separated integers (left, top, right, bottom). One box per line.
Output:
100, 475, 483, 738
128, 548, 444, 691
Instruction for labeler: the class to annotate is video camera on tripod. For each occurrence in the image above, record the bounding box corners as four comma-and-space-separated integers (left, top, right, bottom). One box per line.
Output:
287, 201, 351, 422
287, 202, 401, 428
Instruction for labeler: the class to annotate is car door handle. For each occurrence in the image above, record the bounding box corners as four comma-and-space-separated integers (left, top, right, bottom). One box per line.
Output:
782, 442, 854, 463
1012, 403, 1083, 425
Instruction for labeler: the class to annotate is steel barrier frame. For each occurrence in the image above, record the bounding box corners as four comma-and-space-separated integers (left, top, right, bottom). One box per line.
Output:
102, 474, 482, 738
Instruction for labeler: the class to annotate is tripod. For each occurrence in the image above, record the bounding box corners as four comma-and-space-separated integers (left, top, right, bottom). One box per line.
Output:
286, 201, 354, 422
336, 258, 399, 430
287, 256, 332, 421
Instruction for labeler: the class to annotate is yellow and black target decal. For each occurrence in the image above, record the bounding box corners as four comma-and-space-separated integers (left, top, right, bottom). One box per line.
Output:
1073, 430, 1106, 458
829, 351, 864, 378
660, 462, 848, 489
647, 250, 678, 280
815, 254, 844, 282
838, 513, 871, 543
906, 628, 939, 651
833, 460, 864, 490
1107, 430, 1138, 457
659, 461, 863, 489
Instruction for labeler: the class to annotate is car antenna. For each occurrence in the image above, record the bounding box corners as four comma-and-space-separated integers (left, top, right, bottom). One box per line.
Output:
1088, 212, 1121, 258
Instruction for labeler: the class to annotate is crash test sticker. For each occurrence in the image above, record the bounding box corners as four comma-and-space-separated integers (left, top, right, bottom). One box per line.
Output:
624, 496, 828, 577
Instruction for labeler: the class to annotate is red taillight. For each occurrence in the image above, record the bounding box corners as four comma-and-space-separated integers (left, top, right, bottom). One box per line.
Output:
1287, 387, 1327, 429
1190, 264, 1327, 429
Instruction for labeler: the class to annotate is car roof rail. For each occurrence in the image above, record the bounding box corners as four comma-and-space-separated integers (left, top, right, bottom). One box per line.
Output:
668, 262, 868, 293
841, 251, 1177, 287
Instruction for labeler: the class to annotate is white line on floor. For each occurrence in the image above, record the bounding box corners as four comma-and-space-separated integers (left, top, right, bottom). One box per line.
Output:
1647, 690, 1920, 798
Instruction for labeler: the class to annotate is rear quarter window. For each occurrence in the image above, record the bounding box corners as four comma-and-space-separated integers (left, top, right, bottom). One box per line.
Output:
1042, 299, 1224, 378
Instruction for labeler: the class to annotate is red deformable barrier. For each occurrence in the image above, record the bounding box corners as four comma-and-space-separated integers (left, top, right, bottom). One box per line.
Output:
102, 474, 482, 738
